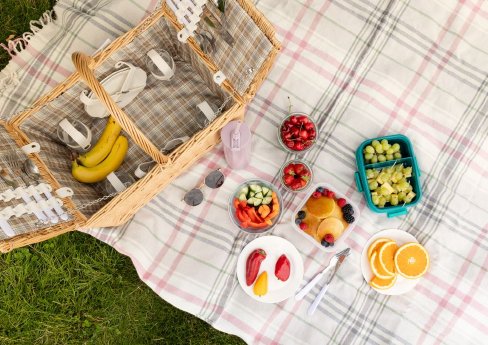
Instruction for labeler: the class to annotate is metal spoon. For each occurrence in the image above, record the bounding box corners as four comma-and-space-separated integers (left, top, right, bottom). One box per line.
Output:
23, 159, 68, 221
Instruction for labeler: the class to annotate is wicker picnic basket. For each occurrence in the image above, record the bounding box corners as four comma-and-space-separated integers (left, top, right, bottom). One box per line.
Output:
0, 0, 280, 252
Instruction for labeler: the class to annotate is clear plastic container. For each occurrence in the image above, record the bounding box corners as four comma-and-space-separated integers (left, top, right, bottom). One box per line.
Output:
279, 159, 314, 193
290, 182, 360, 252
277, 112, 318, 154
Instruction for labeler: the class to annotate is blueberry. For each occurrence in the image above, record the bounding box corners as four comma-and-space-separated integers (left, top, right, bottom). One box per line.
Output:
295, 218, 302, 225
297, 210, 306, 219
321, 240, 330, 247
317, 187, 324, 193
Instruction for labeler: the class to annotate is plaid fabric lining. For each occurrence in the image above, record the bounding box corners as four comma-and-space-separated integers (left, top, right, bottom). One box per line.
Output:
197, 0, 274, 94
0, 127, 70, 240
19, 14, 235, 217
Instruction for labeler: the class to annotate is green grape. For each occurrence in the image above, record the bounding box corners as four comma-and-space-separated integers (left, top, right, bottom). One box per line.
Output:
368, 181, 378, 190
390, 194, 399, 206
371, 140, 380, 147
386, 148, 395, 155
366, 169, 375, 179
391, 171, 403, 183
386, 166, 395, 174
386, 154, 394, 161
398, 191, 406, 201
392, 143, 400, 152
372, 196, 380, 205
382, 142, 390, 151
375, 145, 384, 154
384, 194, 391, 202
370, 155, 378, 163
365, 153, 374, 160
378, 154, 386, 162
394, 152, 402, 159
380, 139, 388, 146
395, 164, 403, 172
365, 145, 375, 154
406, 184, 413, 192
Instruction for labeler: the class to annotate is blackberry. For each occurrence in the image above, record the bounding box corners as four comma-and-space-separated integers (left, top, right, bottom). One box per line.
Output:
343, 213, 355, 224
342, 204, 354, 215
317, 187, 324, 193
295, 218, 302, 225
297, 210, 306, 219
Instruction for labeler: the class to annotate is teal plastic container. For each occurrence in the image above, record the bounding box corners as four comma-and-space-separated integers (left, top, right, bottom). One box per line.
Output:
355, 134, 422, 217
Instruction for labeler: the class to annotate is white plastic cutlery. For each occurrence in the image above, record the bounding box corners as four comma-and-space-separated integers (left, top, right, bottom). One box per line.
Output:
295, 248, 350, 301
308, 248, 351, 316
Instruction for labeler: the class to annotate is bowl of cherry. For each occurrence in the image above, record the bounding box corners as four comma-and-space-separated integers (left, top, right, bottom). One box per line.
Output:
280, 159, 313, 192
278, 112, 317, 153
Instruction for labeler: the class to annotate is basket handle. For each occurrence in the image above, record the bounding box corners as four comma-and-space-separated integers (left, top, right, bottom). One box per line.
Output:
71, 52, 169, 164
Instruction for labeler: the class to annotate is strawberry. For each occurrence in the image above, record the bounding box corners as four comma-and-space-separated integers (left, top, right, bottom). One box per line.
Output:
294, 163, 305, 175
283, 174, 294, 186
283, 164, 295, 176
337, 198, 347, 208
299, 178, 307, 188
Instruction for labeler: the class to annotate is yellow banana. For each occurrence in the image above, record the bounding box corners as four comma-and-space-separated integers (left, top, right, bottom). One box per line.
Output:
72, 136, 128, 183
78, 117, 122, 167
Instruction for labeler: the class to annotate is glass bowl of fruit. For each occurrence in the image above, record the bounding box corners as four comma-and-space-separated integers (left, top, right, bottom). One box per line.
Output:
280, 159, 313, 193
229, 179, 283, 234
277, 112, 317, 154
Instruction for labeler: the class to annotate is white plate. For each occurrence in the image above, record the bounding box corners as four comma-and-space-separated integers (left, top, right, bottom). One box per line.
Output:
236, 236, 304, 303
360, 229, 420, 295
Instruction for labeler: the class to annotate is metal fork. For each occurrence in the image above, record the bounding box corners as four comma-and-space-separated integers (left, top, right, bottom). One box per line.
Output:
4, 154, 30, 186
295, 248, 351, 300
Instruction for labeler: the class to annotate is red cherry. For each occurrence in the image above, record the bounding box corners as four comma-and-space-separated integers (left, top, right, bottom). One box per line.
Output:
303, 140, 313, 149
299, 130, 309, 140
283, 132, 292, 140
304, 122, 314, 131
294, 142, 304, 151
289, 116, 298, 124
326, 190, 335, 199
283, 174, 294, 185
308, 128, 316, 136
297, 115, 309, 123
337, 198, 347, 208
291, 127, 300, 137
308, 133, 316, 140
286, 140, 295, 149
294, 163, 305, 175
299, 222, 308, 230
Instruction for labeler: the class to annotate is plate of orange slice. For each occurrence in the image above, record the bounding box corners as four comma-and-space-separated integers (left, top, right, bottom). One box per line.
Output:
360, 229, 430, 295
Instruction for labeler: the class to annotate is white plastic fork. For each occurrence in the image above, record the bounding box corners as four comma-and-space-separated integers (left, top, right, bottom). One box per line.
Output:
295, 248, 351, 301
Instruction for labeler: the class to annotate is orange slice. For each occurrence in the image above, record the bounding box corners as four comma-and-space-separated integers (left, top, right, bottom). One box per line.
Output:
367, 238, 392, 259
316, 217, 344, 242
370, 274, 397, 290
378, 241, 398, 276
305, 197, 335, 218
369, 251, 395, 279
394, 242, 430, 279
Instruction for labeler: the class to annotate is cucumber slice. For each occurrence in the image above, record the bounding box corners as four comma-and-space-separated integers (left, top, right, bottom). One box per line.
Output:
262, 197, 272, 205
265, 190, 273, 197
247, 197, 255, 204
249, 191, 255, 198
253, 199, 262, 207
238, 193, 247, 201
254, 192, 263, 199
262, 187, 270, 196
239, 187, 249, 195
249, 184, 262, 192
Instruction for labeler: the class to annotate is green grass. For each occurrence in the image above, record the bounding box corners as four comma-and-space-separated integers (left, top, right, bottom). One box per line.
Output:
0, 2, 244, 344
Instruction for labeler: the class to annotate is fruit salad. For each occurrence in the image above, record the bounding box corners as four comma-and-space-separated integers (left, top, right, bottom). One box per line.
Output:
278, 113, 317, 152
232, 181, 281, 231
366, 164, 416, 208
281, 160, 312, 192
294, 185, 357, 248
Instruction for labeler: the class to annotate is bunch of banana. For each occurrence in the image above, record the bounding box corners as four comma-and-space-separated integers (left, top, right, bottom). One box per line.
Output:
72, 117, 128, 183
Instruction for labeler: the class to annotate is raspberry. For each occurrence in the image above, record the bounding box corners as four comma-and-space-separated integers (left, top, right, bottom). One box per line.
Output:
321, 189, 329, 196
324, 233, 335, 243
337, 198, 347, 208
326, 190, 335, 199
343, 213, 355, 224
342, 204, 354, 215
299, 222, 308, 230
312, 191, 321, 199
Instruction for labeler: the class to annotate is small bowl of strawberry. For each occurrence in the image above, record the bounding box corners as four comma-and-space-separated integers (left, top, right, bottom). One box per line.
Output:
278, 112, 317, 153
280, 160, 313, 192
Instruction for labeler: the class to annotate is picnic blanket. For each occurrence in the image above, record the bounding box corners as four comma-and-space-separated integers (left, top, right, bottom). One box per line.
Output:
2, 0, 488, 344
